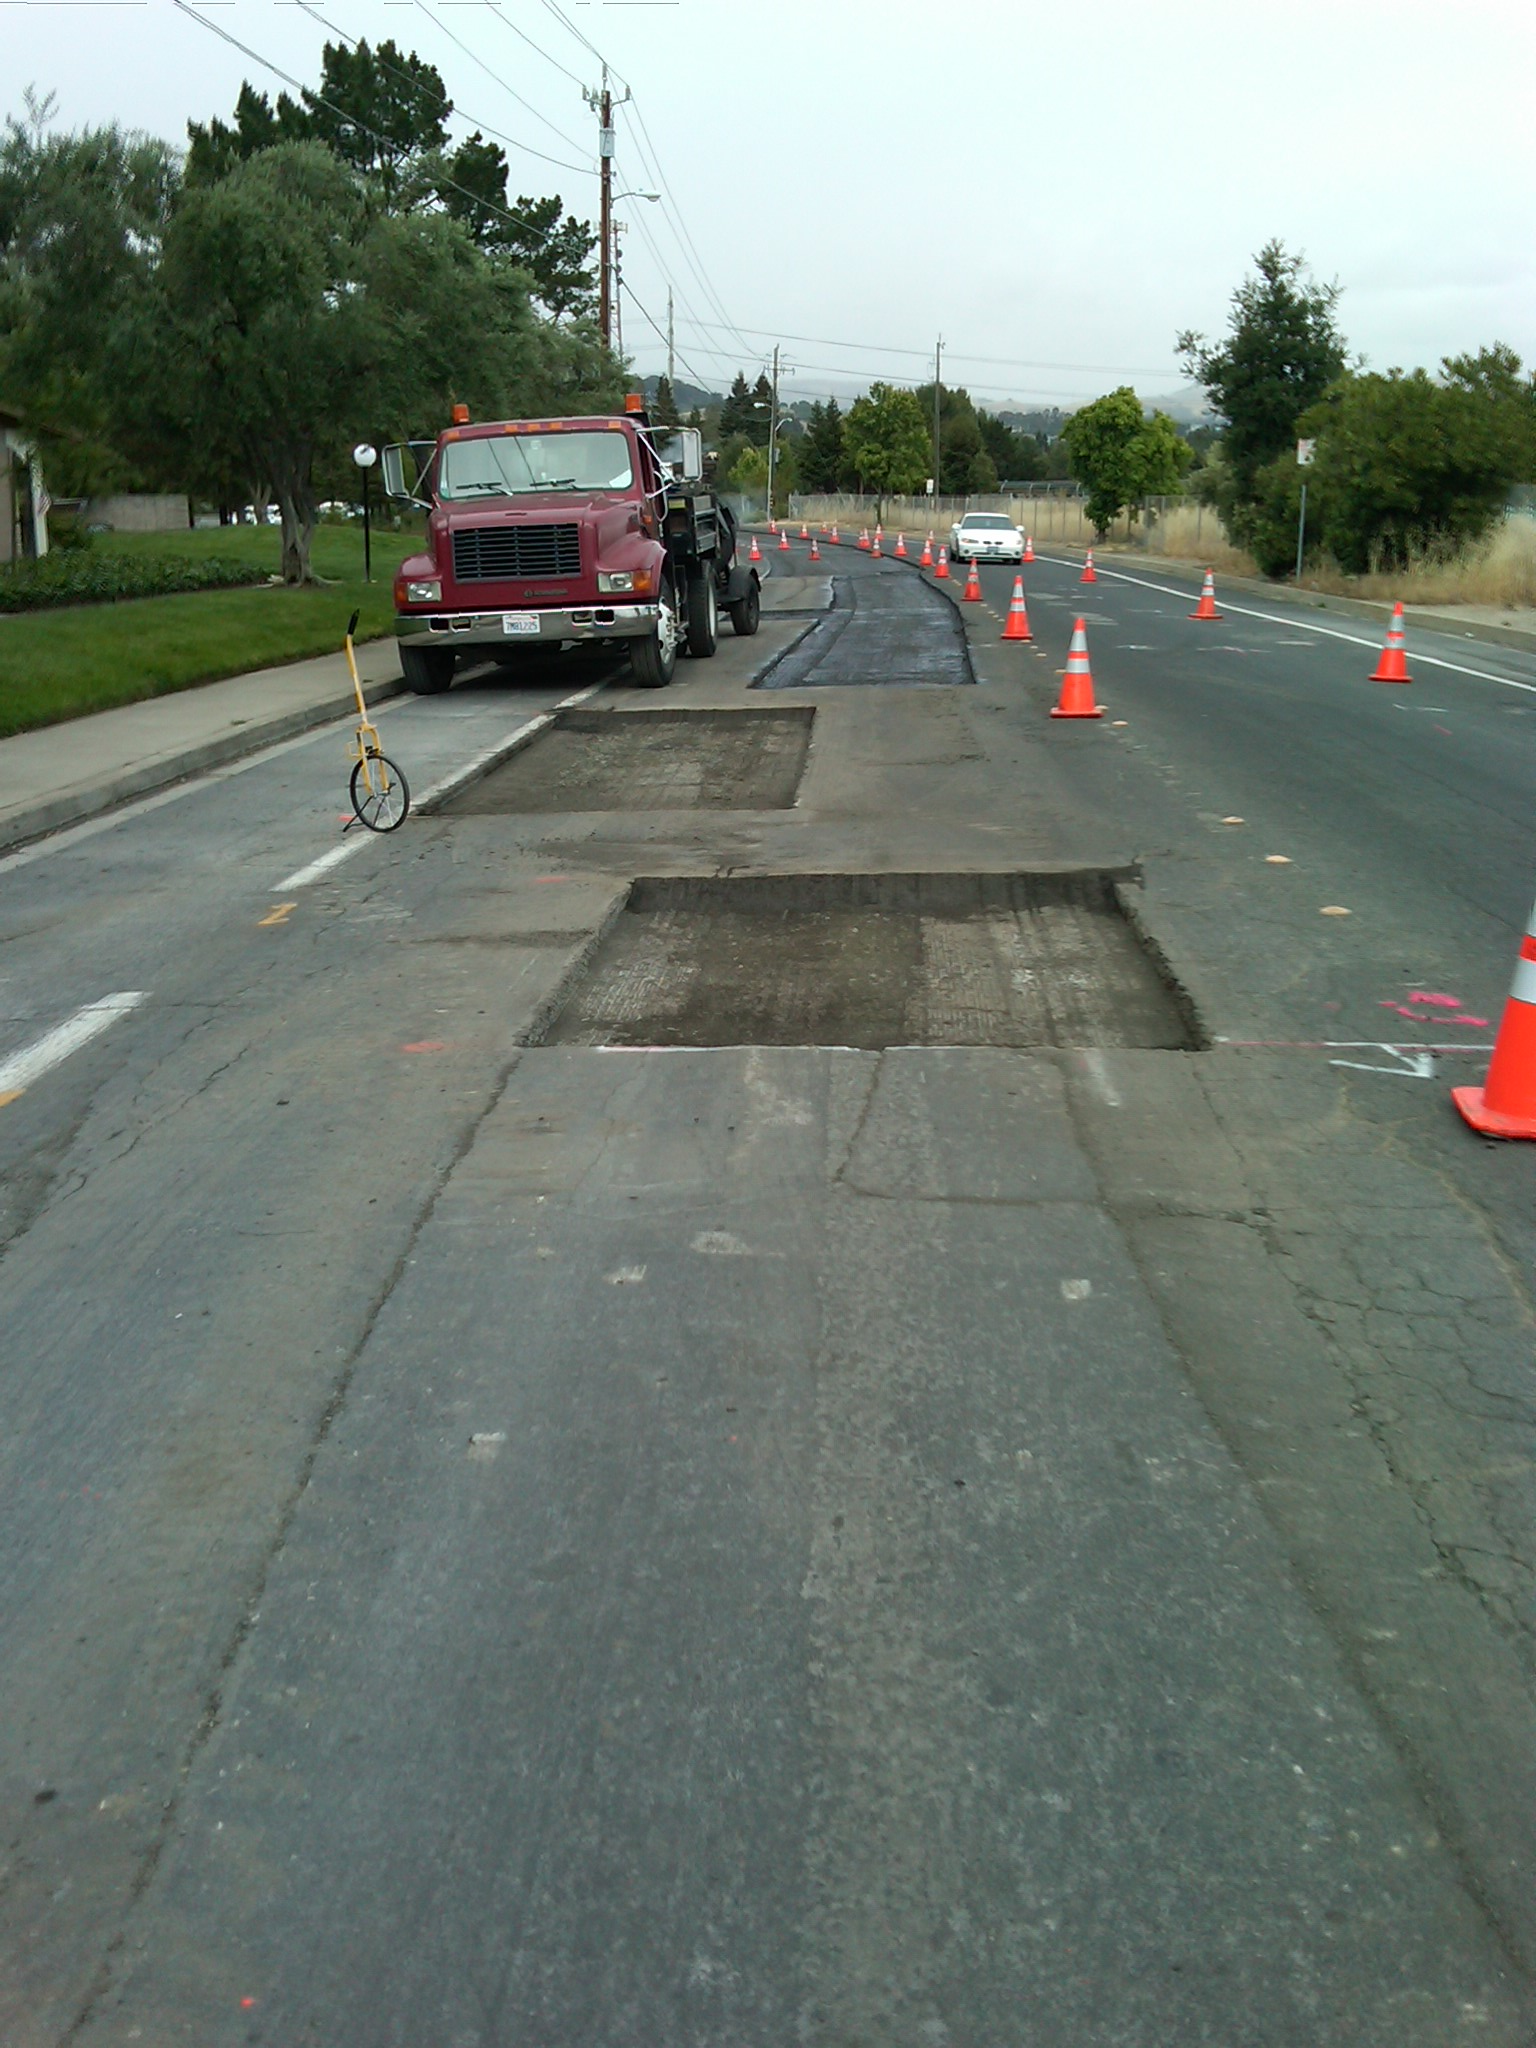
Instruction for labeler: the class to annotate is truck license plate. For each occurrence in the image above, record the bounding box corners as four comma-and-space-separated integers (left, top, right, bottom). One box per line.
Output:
501, 613, 541, 636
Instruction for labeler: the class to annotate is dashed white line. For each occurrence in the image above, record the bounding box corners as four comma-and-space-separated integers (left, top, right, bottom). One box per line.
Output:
1035, 556, 1536, 697
273, 680, 608, 888
0, 991, 148, 1106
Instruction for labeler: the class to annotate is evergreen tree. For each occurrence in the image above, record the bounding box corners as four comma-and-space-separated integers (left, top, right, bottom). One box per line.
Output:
652, 373, 680, 427
718, 371, 754, 441
746, 370, 773, 447
797, 398, 845, 493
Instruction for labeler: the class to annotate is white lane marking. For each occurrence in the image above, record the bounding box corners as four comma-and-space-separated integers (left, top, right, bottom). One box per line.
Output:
274, 681, 606, 887
0, 991, 148, 1103
0, 696, 412, 878
274, 840, 359, 891
1035, 557, 1536, 697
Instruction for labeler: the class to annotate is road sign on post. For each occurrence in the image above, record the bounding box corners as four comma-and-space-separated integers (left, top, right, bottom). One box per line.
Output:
353, 442, 378, 583
1294, 439, 1315, 581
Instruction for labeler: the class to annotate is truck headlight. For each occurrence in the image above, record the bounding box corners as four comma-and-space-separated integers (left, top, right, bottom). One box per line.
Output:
403, 578, 441, 603
597, 570, 635, 593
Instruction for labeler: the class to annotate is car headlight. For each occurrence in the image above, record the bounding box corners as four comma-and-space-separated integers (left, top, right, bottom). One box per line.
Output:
402, 578, 441, 603
598, 570, 635, 593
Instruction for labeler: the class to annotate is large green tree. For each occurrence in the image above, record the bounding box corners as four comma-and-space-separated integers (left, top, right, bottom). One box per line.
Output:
842, 382, 931, 512
1061, 386, 1192, 535
1177, 239, 1346, 540
796, 397, 845, 493
1241, 361, 1530, 576
137, 141, 598, 583
0, 97, 177, 493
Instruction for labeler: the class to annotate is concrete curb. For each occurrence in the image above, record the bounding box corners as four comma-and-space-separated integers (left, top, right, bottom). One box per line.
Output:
0, 671, 409, 859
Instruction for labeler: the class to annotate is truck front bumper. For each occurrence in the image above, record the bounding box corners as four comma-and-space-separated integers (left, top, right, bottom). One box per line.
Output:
396, 603, 660, 649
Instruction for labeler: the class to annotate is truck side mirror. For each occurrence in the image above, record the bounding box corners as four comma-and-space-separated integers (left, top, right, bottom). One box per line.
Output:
382, 442, 435, 504
654, 428, 703, 484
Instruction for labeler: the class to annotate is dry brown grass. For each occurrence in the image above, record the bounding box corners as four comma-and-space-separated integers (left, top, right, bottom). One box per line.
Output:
1102, 504, 1258, 575
1300, 516, 1536, 608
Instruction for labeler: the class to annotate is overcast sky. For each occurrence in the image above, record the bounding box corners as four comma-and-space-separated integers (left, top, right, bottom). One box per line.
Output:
7, 0, 1534, 413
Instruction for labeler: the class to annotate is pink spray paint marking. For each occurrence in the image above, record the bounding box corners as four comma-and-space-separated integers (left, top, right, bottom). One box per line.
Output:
1407, 992, 1463, 1008
1451, 1014, 1490, 1029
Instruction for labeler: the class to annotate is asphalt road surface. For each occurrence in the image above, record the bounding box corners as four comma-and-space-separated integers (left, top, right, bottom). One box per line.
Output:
3, 549, 1536, 2044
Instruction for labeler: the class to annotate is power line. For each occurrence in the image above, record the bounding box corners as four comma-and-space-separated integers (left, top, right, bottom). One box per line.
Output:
674, 314, 1178, 379
484, 3, 587, 91
620, 281, 711, 393
511, 0, 753, 362
173, 0, 583, 247
407, 0, 592, 165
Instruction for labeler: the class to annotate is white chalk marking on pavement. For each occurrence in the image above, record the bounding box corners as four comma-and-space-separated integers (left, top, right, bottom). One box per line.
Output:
1035, 557, 1536, 697
0, 991, 148, 1106
1060, 1278, 1093, 1301
1079, 1048, 1122, 1107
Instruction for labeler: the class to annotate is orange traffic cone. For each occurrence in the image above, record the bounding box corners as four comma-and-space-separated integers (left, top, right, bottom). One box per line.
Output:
769, 516, 777, 534
1370, 602, 1412, 683
1189, 568, 1222, 621
1022, 534, 1035, 564
800, 521, 809, 540
829, 524, 839, 545
1051, 618, 1103, 719
1001, 576, 1033, 641
1453, 897, 1536, 1137
858, 529, 870, 551
935, 545, 950, 579
962, 558, 982, 602
871, 531, 882, 557
895, 532, 907, 558
809, 535, 820, 561
1080, 549, 1097, 584
749, 532, 761, 562
874, 524, 884, 550
778, 527, 791, 551
920, 533, 933, 567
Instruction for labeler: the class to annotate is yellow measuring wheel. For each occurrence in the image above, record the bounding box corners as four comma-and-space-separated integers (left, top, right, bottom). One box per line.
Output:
344, 609, 410, 832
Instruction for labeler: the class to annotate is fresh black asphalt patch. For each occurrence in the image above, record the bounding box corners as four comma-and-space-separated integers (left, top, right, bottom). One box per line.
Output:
754, 567, 973, 689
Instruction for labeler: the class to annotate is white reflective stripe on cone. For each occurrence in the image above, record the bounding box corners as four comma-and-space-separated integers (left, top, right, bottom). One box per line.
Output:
1510, 954, 1536, 1005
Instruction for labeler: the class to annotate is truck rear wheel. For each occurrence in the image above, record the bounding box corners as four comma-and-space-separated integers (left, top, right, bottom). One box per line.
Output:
400, 643, 455, 694
727, 580, 760, 637
629, 579, 680, 688
684, 568, 718, 657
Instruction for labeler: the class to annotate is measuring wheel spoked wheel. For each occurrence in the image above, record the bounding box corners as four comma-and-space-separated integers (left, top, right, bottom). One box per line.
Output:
350, 748, 411, 832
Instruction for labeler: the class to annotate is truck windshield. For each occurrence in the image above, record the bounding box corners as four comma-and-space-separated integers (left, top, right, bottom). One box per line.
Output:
439, 430, 634, 500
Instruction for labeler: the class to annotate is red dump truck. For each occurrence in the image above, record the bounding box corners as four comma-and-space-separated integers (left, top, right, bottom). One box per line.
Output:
382, 396, 760, 694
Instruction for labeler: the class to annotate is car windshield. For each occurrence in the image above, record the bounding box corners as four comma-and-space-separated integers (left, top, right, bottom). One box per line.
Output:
439, 430, 634, 500
961, 514, 1014, 530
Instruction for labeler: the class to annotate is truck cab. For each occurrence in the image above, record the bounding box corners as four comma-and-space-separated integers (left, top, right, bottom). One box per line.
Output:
385, 397, 758, 694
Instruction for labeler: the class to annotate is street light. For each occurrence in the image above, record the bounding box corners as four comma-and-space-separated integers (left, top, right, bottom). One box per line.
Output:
352, 442, 377, 583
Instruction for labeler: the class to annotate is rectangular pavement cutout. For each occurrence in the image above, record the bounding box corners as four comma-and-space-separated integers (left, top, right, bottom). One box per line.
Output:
539, 870, 1198, 1049
443, 708, 813, 814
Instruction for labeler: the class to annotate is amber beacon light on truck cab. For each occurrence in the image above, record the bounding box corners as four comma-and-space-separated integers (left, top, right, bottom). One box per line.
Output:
383, 394, 761, 695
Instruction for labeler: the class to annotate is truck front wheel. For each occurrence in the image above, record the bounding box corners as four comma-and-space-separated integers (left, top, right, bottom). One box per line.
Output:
684, 568, 718, 657
629, 579, 680, 688
727, 580, 760, 637
400, 643, 455, 694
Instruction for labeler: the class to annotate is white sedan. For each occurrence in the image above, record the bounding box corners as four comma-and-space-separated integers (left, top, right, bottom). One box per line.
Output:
948, 511, 1024, 563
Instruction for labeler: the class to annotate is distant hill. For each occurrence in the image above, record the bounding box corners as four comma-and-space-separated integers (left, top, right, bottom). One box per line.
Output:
641, 375, 720, 412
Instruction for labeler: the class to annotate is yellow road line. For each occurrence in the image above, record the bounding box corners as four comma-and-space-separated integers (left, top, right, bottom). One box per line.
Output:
0, 1087, 23, 1109
258, 902, 298, 927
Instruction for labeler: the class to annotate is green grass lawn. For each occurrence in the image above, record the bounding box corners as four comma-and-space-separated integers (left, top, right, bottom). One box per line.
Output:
0, 522, 426, 739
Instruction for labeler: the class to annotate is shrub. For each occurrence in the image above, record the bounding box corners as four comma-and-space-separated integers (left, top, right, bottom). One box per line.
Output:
0, 550, 270, 612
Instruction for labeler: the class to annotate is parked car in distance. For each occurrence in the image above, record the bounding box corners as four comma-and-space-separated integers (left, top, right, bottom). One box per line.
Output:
948, 511, 1024, 563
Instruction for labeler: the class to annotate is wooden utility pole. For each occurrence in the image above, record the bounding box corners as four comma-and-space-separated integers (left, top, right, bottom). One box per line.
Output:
584, 67, 629, 349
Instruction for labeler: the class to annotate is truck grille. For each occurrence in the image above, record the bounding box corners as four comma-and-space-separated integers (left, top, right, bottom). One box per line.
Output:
452, 522, 582, 582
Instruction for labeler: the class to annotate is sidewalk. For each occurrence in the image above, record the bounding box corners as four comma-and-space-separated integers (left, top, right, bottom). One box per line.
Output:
0, 636, 405, 855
